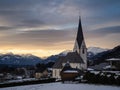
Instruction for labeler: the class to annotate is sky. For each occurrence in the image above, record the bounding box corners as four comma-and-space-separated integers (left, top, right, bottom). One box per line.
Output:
0, 0, 120, 57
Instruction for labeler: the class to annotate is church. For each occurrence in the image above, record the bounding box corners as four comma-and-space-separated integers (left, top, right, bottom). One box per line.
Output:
52, 17, 87, 79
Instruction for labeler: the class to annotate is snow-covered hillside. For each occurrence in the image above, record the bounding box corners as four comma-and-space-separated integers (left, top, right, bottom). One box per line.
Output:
1, 82, 120, 90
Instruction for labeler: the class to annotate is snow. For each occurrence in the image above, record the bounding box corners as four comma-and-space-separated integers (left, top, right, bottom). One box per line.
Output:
87, 47, 108, 55
103, 65, 111, 69
16, 76, 23, 80
106, 58, 120, 61
0, 78, 37, 84
63, 70, 78, 73
0, 82, 120, 90
106, 74, 111, 77
102, 71, 120, 75
87, 68, 94, 71
15, 56, 21, 59
1, 56, 10, 61
90, 71, 100, 75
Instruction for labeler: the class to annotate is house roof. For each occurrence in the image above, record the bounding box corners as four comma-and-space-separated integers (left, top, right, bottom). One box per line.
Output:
106, 58, 120, 61
53, 52, 84, 69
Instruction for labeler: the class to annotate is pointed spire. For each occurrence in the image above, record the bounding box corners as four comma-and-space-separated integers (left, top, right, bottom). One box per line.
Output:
76, 16, 84, 49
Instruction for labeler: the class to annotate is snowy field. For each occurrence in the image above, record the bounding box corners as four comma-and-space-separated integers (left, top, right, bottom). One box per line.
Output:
0, 82, 120, 90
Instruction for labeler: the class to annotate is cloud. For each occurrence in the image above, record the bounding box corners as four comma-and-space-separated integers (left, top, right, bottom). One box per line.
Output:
0, 26, 14, 30
0, 0, 120, 29
84, 26, 120, 39
94, 26, 120, 34
0, 0, 120, 56
0, 29, 76, 48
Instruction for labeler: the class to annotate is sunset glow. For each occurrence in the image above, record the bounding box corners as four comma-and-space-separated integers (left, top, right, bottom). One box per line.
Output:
0, 0, 120, 57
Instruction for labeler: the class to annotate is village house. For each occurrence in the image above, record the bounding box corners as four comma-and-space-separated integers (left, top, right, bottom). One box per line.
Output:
106, 58, 120, 70
35, 69, 48, 79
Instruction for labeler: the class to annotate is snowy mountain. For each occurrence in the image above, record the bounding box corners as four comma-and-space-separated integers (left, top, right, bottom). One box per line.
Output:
0, 53, 42, 67
0, 50, 71, 68
89, 45, 120, 65
87, 47, 108, 55
44, 47, 109, 64
1, 45, 119, 68
87, 47, 109, 59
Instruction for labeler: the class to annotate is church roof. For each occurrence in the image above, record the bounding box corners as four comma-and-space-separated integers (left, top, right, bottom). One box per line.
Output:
53, 52, 84, 69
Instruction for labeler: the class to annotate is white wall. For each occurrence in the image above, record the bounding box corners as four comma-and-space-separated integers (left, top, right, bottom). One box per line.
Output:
73, 40, 80, 53
80, 41, 87, 70
52, 69, 61, 79
73, 40, 87, 70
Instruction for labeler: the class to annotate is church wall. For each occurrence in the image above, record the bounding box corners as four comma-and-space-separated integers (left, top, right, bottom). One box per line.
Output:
73, 40, 87, 70
80, 41, 87, 69
73, 40, 80, 53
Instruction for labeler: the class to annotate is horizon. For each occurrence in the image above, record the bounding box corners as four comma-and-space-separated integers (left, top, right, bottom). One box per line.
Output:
0, 0, 120, 57
0, 45, 118, 58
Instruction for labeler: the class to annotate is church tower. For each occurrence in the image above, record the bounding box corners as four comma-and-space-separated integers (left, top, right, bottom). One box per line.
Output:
52, 17, 87, 79
73, 17, 87, 69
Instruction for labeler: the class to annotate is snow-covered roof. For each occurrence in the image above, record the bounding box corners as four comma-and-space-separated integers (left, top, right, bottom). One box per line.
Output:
87, 68, 94, 71
63, 70, 78, 73
103, 65, 111, 69
90, 71, 100, 75
106, 58, 120, 61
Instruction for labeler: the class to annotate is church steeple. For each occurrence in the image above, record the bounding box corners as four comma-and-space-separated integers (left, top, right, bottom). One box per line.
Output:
73, 16, 87, 69
76, 16, 84, 49
73, 16, 85, 53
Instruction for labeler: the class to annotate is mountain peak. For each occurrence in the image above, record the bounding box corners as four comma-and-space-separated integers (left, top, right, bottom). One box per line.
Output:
87, 47, 109, 55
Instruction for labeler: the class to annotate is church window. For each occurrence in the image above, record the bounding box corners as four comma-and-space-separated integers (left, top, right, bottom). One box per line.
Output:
82, 47, 85, 54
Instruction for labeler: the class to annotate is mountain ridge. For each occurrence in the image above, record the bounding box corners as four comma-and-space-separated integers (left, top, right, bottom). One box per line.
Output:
90, 45, 120, 65
0, 45, 119, 68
